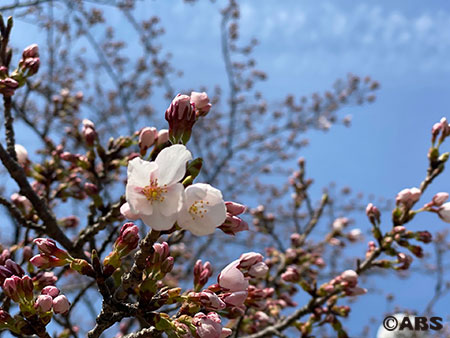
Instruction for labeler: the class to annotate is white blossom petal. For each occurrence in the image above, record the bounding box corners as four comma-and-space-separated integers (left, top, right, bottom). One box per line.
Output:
155, 145, 192, 186
140, 208, 177, 231
158, 183, 184, 217
127, 157, 158, 187
177, 183, 226, 236
126, 185, 153, 215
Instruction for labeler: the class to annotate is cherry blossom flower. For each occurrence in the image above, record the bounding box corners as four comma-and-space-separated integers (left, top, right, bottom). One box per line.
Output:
177, 183, 227, 236
125, 145, 192, 231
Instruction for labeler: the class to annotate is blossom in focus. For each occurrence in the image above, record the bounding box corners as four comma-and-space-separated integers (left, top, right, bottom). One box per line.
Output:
191, 91, 212, 117
177, 183, 227, 236
125, 144, 192, 231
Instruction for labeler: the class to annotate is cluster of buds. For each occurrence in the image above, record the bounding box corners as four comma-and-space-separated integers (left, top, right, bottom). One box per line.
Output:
388, 226, 431, 258
396, 187, 421, 210
103, 223, 139, 274
81, 119, 97, 147
3, 275, 34, 306
139, 242, 174, 300
137, 127, 170, 155
319, 270, 367, 297
36, 286, 70, 315
17, 44, 40, 78
431, 117, 450, 145
250, 205, 276, 234
219, 201, 249, 235
193, 260, 213, 291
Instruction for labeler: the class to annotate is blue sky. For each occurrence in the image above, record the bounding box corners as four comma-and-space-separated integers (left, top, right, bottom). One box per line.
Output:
7, 0, 450, 336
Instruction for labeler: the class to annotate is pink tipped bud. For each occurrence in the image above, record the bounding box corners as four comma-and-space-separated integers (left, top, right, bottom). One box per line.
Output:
190, 91, 212, 117
365, 203, 381, 223
23, 44, 39, 58
238, 252, 263, 268
60, 216, 80, 228
161, 256, 174, 273
114, 223, 139, 255
139, 127, 158, 155
219, 215, 249, 235
30, 254, 66, 269
281, 266, 300, 283
52, 295, 70, 315
225, 201, 247, 216
33, 238, 70, 260
218, 260, 249, 292
2, 276, 21, 302
332, 217, 349, 232
81, 119, 97, 146
194, 260, 213, 289
156, 129, 169, 146
438, 202, 450, 223
396, 187, 421, 208
165, 94, 195, 144
340, 270, 358, 287
248, 262, 269, 278
35, 294, 53, 312
14, 144, 28, 166
0, 78, 19, 97
431, 192, 449, 207
84, 182, 99, 196
41, 285, 60, 298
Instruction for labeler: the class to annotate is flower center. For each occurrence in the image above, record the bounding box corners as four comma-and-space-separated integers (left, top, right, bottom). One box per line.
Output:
188, 200, 210, 220
141, 179, 167, 203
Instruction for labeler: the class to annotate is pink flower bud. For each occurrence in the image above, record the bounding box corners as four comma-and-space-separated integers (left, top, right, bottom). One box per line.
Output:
52, 295, 70, 314
238, 252, 263, 268
33, 238, 70, 260
84, 182, 99, 196
281, 267, 300, 283
396, 187, 421, 208
4, 259, 24, 277
138, 127, 158, 155
365, 203, 380, 223
194, 260, 213, 289
218, 260, 248, 292
222, 291, 247, 307
225, 201, 246, 216
438, 202, 450, 223
60, 216, 80, 228
347, 228, 363, 242
161, 256, 174, 273
2, 276, 20, 302
191, 91, 212, 117
340, 270, 358, 287
219, 215, 249, 235
0, 78, 19, 97
194, 290, 226, 310
30, 254, 66, 269
14, 144, 28, 166
156, 129, 169, 146
193, 312, 230, 338
248, 262, 268, 278
35, 294, 53, 312
115, 223, 139, 255
33, 271, 58, 288
23, 44, 39, 58
21, 275, 34, 301
431, 192, 449, 207
165, 94, 196, 144
81, 119, 97, 146
41, 285, 60, 298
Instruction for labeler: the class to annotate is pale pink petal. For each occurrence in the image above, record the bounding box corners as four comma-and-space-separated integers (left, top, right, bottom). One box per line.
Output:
155, 145, 192, 186
140, 208, 177, 231
157, 183, 183, 217
120, 203, 140, 220
126, 185, 153, 215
